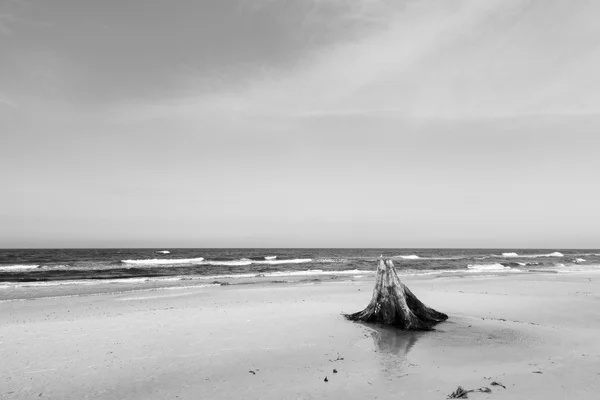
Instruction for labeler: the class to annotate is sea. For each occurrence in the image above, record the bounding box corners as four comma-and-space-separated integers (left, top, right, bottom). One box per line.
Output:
1, 248, 599, 289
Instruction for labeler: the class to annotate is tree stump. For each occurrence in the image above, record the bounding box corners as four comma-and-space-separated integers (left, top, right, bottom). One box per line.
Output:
345, 258, 448, 330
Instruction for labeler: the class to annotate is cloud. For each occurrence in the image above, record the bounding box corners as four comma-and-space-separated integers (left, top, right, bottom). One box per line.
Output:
0, 0, 27, 35
114, 1, 500, 120
106, 0, 600, 124
0, 12, 15, 35
0, 94, 17, 108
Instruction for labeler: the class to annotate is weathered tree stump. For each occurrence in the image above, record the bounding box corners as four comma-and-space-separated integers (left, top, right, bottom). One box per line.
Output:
345, 258, 448, 330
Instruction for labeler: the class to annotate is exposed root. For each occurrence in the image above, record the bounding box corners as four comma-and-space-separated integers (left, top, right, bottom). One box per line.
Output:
344, 258, 448, 330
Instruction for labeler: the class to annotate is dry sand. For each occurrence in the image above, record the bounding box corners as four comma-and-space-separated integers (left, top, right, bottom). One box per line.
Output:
1, 272, 599, 399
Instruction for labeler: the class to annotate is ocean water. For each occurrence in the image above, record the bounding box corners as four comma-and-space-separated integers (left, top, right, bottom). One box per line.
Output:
1, 248, 599, 288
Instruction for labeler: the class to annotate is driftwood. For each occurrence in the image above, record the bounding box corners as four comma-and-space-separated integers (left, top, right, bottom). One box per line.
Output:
345, 258, 448, 330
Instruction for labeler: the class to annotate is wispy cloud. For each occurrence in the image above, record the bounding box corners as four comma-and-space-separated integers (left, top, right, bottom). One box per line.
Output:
0, 12, 16, 35
0, 94, 17, 108
115, 0, 600, 125
0, 0, 42, 36
114, 1, 505, 120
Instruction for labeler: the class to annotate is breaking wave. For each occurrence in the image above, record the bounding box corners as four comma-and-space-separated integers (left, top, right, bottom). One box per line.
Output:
204, 269, 374, 280
120, 257, 314, 266
501, 261, 540, 267
0, 264, 41, 272
122, 257, 205, 265
554, 263, 600, 273
0, 269, 376, 289
496, 252, 564, 258
204, 258, 314, 266
264, 256, 277, 260
396, 255, 421, 260
156, 250, 170, 254
543, 252, 564, 257
393, 255, 464, 261
467, 263, 512, 271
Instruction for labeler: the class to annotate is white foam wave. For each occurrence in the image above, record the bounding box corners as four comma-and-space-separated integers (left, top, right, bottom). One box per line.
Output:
544, 252, 564, 257
393, 255, 463, 261
120, 257, 313, 266
396, 255, 421, 260
0, 268, 374, 287
1, 268, 374, 287
202, 258, 314, 266
259, 258, 312, 265
156, 250, 170, 254
0, 264, 40, 272
523, 252, 564, 258
495, 252, 564, 258
0, 276, 214, 289
553, 263, 600, 273
501, 261, 539, 267
204, 269, 374, 280
267, 269, 372, 277
203, 259, 253, 266
400, 267, 524, 276
264, 256, 277, 260
467, 263, 511, 271
2, 280, 98, 287
121, 257, 205, 265
574, 258, 586, 263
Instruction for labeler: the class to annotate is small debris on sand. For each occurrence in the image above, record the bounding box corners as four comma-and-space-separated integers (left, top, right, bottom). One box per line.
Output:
333, 369, 338, 373
532, 370, 543, 374
447, 386, 492, 399
324, 376, 328, 382
491, 381, 506, 389
447, 386, 470, 399
248, 370, 256, 375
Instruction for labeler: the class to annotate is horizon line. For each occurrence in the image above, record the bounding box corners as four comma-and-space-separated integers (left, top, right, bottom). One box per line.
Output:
1, 247, 598, 250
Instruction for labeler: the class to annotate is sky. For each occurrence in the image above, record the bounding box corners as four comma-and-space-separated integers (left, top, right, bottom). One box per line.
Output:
1, 0, 600, 248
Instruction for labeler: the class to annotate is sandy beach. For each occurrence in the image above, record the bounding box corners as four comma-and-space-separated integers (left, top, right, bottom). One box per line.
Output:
1, 272, 599, 400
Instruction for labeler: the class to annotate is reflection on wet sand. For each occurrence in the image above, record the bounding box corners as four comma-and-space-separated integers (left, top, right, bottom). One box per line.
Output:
364, 323, 424, 378
370, 325, 421, 355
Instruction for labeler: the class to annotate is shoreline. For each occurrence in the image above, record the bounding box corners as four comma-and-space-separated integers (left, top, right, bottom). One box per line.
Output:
1, 268, 591, 302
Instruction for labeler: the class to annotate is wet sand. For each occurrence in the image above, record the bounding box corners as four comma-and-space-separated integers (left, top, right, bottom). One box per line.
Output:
1, 272, 599, 399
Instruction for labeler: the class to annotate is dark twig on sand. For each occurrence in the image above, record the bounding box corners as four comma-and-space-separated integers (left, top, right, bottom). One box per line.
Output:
447, 386, 470, 399
490, 381, 506, 389
447, 386, 492, 399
